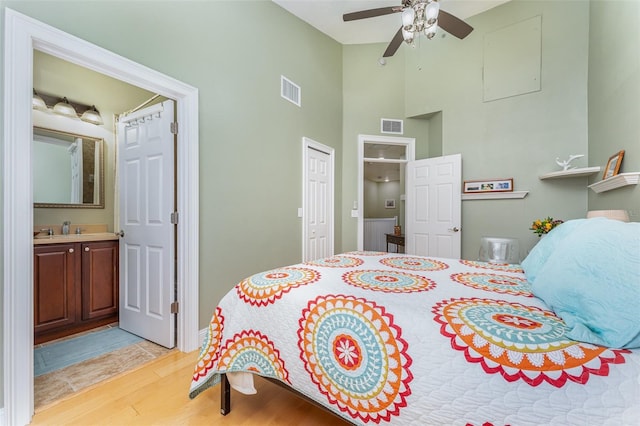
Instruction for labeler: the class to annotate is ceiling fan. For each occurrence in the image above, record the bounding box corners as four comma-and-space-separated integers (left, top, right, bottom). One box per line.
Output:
343, 0, 474, 57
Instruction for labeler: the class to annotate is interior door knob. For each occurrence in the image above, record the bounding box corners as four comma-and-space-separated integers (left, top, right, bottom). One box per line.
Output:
449, 227, 460, 232
116, 230, 125, 237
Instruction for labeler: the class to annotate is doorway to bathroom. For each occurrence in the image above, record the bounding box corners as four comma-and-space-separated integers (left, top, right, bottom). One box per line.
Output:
4, 9, 200, 424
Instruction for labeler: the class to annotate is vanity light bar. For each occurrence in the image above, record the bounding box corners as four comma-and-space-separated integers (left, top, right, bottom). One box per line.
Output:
33, 90, 104, 125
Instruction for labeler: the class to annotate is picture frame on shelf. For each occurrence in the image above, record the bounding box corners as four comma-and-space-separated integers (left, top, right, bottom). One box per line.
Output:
463, 178, 514, 193
384, 199, 396, 209
603, 150, 624, 180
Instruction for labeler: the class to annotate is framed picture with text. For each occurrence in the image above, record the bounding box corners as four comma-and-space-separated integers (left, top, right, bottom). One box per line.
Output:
463, 178, 514, 193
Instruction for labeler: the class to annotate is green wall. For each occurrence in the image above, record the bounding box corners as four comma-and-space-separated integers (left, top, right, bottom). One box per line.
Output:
407, 0, 591, 259
587, 0, 640, 218
364, 180, 402, 219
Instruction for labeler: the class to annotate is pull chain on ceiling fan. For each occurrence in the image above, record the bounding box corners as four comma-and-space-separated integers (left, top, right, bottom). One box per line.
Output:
343, 0, 474, 57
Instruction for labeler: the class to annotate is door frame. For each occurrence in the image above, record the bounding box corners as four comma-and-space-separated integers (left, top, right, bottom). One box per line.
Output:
3, 9, 200, 424
357, 134, 415, 251
301, 137, 335, 261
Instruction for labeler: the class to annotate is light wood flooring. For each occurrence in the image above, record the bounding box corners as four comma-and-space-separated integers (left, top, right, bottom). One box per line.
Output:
31, 350, 351, 425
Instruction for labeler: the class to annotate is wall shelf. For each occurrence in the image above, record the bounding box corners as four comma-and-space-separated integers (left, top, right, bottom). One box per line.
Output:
462, 191, 529, 200
588, 172, 640, 193
539, 166, 601, 180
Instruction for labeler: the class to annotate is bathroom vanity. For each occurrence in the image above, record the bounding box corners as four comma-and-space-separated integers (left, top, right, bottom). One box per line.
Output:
33, 232, 119, 344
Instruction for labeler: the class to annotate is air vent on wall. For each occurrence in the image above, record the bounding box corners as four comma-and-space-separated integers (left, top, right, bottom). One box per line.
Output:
381, 118, 403, 135
281, 75, 301, 107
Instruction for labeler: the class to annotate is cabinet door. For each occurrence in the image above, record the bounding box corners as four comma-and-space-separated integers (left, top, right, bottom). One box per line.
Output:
34, 244, 79, 332
81, 241, 119, 320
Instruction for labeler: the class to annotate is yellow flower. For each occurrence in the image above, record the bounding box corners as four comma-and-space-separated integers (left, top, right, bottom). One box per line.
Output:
530, 217, 564, 237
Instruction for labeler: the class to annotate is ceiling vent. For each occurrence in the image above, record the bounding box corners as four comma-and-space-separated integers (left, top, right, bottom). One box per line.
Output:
381, 118, 403, 135
281, 75, 301, 107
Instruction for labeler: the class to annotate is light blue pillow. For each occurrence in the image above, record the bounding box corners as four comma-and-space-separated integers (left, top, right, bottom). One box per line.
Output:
531, 218, 640, 348
521, 219, 587, 283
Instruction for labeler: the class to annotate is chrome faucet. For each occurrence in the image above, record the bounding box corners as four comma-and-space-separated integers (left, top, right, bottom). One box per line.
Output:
62, 221, 71, 235
40, 228, 54, 236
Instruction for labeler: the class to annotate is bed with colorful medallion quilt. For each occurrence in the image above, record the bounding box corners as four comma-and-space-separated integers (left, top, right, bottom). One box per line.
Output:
189, 220, 640, 425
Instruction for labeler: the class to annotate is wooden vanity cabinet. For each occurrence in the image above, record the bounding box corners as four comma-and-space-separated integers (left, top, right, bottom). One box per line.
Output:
34, 240, 119, 344
33, 243, 79, 334
81, 241, 119, 320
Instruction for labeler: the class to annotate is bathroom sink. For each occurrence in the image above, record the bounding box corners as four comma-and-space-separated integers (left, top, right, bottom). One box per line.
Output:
34, 234, 78, 239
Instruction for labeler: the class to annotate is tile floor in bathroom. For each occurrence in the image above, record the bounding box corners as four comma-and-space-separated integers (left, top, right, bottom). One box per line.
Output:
34, 324, 174, 410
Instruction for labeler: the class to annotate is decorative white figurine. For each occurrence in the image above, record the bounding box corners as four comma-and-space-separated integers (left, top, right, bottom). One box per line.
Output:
555, 154, 584, 171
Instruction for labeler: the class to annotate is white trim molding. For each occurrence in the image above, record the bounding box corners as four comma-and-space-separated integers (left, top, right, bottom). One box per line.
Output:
3, 9, 200, 424
461, 191, 529, 200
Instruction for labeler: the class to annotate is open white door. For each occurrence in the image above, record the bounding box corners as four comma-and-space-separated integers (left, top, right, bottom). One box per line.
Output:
405, 154, 462, 258
117, 100, 176, 348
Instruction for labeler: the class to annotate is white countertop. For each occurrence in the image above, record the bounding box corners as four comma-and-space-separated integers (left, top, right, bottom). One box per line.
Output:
33, 232, 119, 245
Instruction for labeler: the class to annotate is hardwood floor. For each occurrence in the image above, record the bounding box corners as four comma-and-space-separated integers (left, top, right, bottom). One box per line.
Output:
31, 350, 350, 425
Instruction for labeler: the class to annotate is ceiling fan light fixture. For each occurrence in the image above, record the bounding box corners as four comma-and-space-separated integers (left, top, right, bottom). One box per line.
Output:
401, 7, 415, 29
342, 0, 473, 58
425, 23, 438, 39
402, 28, 415, 43
426, 1, 440, 25
53, 97, 77, 117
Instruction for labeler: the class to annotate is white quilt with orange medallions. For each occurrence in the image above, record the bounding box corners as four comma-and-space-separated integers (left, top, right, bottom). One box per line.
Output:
189, 252, 640, 425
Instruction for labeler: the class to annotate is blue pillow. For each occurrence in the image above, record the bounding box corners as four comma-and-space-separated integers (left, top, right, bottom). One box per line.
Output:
531, 218, 640, 348
521, 219, 587, 283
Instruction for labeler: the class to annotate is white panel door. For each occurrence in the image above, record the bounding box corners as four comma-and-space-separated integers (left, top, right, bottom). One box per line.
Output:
117, 100, 175, 348
405, 154, 461, 258
303, 141, 334, 262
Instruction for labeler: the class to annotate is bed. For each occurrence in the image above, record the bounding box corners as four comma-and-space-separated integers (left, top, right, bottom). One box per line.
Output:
189, 218, 640, 425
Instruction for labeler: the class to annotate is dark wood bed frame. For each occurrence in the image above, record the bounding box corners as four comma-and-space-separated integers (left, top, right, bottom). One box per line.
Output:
220, 373, 357, 425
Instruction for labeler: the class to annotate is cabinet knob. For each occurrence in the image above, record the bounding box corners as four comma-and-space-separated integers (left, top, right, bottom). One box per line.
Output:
84, 247, 90, 252
68, 248, 74, 253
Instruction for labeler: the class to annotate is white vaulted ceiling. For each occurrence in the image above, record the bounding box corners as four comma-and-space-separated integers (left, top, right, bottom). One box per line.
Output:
272, 0, 510, 45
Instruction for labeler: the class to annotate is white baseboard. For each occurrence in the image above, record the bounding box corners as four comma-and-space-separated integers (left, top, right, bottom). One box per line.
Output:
0, 406, 5, 426
198, 327, 208, 348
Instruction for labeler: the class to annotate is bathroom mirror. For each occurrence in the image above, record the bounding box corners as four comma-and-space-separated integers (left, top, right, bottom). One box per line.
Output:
33, 127, 105, 209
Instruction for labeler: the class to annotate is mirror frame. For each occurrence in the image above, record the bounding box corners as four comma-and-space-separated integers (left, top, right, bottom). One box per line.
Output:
33, 126, 105, 209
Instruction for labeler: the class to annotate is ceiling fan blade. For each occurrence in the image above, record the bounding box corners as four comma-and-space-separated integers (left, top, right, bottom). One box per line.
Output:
438, 10, 474, 39
383, 27, 404, 57
343, 6, 401, 22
